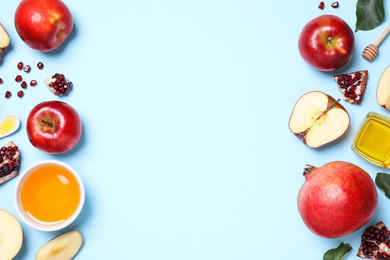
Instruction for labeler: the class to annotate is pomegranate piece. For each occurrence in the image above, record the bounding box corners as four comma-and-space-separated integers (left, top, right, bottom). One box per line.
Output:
5, 91, 11, 99
23, 65, 31, 73
17, 62, 23, 70
15, 75, 22, 82
30, 80, 37, 86
318, 2, 324, 9
37, 62, 44, 70
332, 2, 339, 8
17, 91, 23, 98
333, 70, 368, 104
44, 73, 72, 96
0, 142, 21, 184
357, 221, 390, 259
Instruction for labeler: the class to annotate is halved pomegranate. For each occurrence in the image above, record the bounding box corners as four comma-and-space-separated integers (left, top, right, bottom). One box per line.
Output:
357, 221, 390, 259
333, 70, 368, 104
0, 142, 21, 184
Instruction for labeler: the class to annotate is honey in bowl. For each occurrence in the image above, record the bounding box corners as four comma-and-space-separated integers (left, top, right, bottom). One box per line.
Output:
352, 111, 390, 168
21, 164, 81, 225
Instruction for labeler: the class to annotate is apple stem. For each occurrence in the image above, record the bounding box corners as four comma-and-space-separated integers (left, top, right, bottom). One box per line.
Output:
40, 119, 53, 128
303, 164, 316, 177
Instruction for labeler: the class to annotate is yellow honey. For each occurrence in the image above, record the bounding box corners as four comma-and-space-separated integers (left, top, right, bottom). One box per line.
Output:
0, 116, 18, 137
352, 112, 390, 168
21, 165, 81, 225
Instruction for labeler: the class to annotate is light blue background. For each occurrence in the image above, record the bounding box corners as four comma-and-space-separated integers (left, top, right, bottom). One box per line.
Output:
0, 0, 390, 259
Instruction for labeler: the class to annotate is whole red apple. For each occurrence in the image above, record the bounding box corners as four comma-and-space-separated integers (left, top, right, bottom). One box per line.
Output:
14, 0, 73, 52
297, 161, 377, 238
298, 15, 354, 71
26, 101, 82, 154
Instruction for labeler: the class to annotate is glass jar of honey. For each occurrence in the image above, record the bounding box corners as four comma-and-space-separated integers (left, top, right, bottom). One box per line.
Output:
352, 111, 390, 168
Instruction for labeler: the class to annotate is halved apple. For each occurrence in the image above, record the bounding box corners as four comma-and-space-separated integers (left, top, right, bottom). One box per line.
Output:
0, 23, 10, 59
377, 65, 390, 110
0, 209, 23, 260
36, 230, 83, 260
288, 91, 350, 148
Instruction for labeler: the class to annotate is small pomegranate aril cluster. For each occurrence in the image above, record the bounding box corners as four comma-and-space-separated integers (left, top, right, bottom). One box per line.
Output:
333, 70, 368, 104
45, 73, 72, 96
357, 221, 390, 259
318, 1, 339, 9
0, 142, 21, 184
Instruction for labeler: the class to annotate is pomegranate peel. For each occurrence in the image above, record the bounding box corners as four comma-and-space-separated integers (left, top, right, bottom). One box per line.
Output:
0, 141, 21, 184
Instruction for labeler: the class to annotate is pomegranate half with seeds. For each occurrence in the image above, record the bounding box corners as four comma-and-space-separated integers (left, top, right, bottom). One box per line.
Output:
357, 221, 390, 259
298, 161, 377, 238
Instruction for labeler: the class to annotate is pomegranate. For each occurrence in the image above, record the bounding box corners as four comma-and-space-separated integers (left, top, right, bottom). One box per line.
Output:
333, 70, 368, 104
297, 161, 377, 238
0, 142, 21, 184
45, 73, 72, 96
357, 221, 390, 259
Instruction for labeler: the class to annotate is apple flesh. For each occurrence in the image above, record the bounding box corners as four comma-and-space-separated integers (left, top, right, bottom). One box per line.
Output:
288, 91, 350, 148
36, 230, 82, 260
0, 209, 23, 260
14, 0, 73, 52
298, 15, 354, 71
26, 101, 82, 154
377, 65, 390, 110
298, 161, 377, 238
0, 23, 10, 59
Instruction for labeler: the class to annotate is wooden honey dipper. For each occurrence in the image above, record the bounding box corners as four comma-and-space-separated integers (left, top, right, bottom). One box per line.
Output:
362, 23, 390, 61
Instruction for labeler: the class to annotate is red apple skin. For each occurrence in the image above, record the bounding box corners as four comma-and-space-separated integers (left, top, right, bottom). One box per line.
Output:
26, 101, 82, 154
298, 161, 377, 238
298, 15, 355, 71
14, 0, 73, 52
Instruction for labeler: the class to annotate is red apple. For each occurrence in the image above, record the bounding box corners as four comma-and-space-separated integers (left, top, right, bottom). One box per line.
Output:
298, 15, 355, 71
26, 101, 82, 154
298, 161, 377, 238
14, 0, 73, 52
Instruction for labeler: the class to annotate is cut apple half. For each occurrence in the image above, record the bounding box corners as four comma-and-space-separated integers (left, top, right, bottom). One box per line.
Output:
0, 209, 23, 260
36, 230, 83, 260
377, 65, 390, 110
0, 23, 10, 59
288, 91, 350, 148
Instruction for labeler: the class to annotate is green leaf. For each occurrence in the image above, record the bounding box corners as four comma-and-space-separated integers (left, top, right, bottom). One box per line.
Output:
375, 172, 390, 199
355, 0, 385, 32
323, 243, 352, 260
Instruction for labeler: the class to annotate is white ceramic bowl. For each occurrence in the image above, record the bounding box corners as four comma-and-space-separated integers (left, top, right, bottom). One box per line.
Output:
14, 160, 85, 232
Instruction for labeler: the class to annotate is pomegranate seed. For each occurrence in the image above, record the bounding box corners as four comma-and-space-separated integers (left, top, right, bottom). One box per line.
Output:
21, 81, 27, 89
37, 62, 44, 70
15, 75, 22, 82
17, 91, 23, 98
17, 62, 23, 70
0, 78, 3, 84
5, 91, 11, 99
318, 1, 324, 9
23, 65, 31, 73
331, 2, 339, 8
30, 80, 37, 86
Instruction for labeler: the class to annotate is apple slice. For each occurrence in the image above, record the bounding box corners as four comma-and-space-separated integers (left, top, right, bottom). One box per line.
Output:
0, 209, 23, 260
36, 230, 83, 260
377, 65, 390, 110
288, 91, 350, 148
333, 70, 368, 104
0, 23, 10, 59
